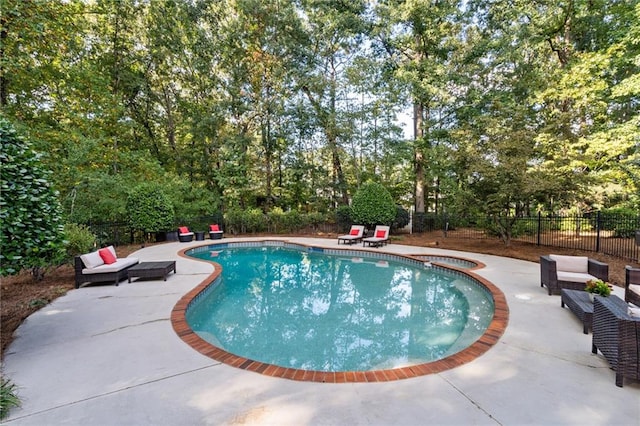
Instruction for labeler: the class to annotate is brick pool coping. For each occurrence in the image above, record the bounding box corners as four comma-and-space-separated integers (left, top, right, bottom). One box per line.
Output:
171, 240, 509, 383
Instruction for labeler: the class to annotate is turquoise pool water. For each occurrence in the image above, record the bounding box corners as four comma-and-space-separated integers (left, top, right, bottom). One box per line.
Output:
186, 245, 494, 372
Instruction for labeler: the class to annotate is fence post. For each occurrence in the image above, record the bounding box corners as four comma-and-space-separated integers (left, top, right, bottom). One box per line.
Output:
537, 211, 541, 246
595, 211, 601, 252
443, 213, 448, 237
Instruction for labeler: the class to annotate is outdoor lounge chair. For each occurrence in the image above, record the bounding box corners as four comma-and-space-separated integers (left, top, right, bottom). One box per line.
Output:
625, 265, 640, 307
362, 225, 390, 248
178, 226, 194, 242
540, 254, 608, 295
337, 225, 365, 245
209, 224, 224, 240
592, 296, 640, 387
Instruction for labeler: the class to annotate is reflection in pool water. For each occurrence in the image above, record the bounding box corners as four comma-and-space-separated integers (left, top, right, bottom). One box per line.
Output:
187, 246, 494, 372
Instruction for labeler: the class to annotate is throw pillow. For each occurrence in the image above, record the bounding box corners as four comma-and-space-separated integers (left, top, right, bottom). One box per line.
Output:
98, 247, 117, 265
80, 251, 104, 269
210, 224, 220, 232
179, 226, 189, 234
350, 228, 359, 236
376, 230, 386, 238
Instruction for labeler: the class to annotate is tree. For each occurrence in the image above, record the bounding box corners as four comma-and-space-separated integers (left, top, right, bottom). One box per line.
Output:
350, 181, 397, 230
0, 118, 65, 280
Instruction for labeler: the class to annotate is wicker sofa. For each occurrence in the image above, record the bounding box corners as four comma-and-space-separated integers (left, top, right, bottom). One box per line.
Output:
74, 246, 139, 289
625, 265, 640, 307
592, 296, 640, 387
540, 255, 609, 295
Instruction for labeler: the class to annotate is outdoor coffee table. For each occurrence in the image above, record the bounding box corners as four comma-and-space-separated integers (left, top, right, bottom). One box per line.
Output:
561, 289, 594, 334
127, 261, 176, 283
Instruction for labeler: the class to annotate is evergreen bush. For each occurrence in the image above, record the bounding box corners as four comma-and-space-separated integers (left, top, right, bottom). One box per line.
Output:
351, 182, 397, 230
126, 184, 175, 238
0, 118, 66, 279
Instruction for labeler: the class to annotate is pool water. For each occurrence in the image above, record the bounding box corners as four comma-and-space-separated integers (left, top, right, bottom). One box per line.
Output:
187, 246, 494, 372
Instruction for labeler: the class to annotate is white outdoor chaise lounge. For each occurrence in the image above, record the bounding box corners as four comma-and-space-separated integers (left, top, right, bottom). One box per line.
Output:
362, 225, 390, 248
337, 225, 365, 245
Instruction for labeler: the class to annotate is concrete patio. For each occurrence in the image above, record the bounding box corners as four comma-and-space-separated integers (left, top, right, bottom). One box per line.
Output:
2, 237, 639, 425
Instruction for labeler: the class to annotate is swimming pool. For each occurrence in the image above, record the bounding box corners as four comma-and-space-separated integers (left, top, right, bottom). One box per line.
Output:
176, 241, 506, 380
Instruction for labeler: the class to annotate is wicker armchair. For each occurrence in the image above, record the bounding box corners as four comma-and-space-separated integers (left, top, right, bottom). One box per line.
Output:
540, 255, 609, 295
625, 265, 640, 307
591, 296, 640, 387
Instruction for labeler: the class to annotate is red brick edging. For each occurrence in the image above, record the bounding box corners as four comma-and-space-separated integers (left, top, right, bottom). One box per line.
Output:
171, 241, 509, 383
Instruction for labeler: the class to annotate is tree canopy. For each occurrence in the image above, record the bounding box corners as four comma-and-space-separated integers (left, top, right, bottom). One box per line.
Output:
1, 0, 638, 225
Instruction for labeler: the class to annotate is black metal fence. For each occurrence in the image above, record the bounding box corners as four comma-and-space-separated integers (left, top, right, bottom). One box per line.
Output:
412, 211, 640, 261
85, 211, 640, 262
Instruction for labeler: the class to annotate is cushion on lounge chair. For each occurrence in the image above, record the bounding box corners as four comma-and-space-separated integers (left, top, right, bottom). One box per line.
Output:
80, 251, 104, 269
375, 230, 386, 238
82, 257, 139, 274
350, 228, 359, 235
556, 271, 596, 284
98, 247, 117, 264
549, 255, 588, 273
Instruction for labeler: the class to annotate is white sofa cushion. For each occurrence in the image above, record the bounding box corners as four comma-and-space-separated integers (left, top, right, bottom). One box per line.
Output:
629, 283, 640, 298
557, 271, 596, 284
179, 232, 195, 237
628, 303, 640, 318
82, 257, 139, 275
80, 251, 104, 269
549, 255, 588, 273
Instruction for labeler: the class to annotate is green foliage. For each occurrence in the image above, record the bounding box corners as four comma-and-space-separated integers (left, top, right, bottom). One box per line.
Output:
599, 208, 640, 238
585, 279, 611, 297
267, 208, 306, 233
224, 208, 267, 234
0, 118, 66, 278
63, 223, 96, 261
392, 205, 410, 232
335, 205, 353, 233
1, 0, 638, 224
350, 182, 397, 230
126, 184, 175, 233
0, 376, 20, 420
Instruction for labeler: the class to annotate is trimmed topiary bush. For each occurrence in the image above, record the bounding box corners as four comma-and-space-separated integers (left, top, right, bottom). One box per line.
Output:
126, 184, 175, 239
350, 182, 397, 230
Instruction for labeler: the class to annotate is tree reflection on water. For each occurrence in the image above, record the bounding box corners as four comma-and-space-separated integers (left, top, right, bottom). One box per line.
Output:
187, 247, 493, 372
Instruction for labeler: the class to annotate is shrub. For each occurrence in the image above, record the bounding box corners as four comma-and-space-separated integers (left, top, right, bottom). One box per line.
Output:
126, 184, 175, 235
335, 205, 352, 233
63, 223, 96, 261
350, 182, 397, 230
245, 208, 267, 233
224, 209, 244, 234
0, 376, 20, 420
392, 205, 410, 231
0, 118, 66, 279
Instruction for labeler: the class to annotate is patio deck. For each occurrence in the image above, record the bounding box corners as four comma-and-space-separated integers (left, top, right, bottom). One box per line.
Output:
2, 237, 638, 425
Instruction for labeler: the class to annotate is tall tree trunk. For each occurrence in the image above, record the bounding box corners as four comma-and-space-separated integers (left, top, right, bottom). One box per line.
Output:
301, 85, 349, 207
413, 102, 425, 215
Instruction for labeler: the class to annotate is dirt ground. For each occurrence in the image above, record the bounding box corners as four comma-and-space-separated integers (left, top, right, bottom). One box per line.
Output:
2, 233, 637, 359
